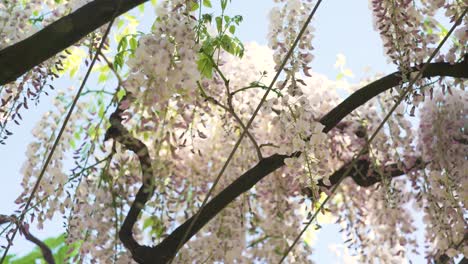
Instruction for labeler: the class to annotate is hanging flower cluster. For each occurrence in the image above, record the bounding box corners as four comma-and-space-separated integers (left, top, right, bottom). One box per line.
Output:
0, 0, 94, 142
370, 0, 467, 68
415, 87, 467, 259
268, 0, 316, 75
124, 0, 200, 112
16, 90, 85, 229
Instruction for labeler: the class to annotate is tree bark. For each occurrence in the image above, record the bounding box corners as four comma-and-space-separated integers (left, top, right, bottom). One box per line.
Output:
0, 0, 148, 85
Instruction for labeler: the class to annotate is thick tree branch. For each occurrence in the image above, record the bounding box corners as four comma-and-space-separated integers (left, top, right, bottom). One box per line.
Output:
148, 153, 293, 263
149, 155, 423, 263
0, 0, 465, 261
1, 0, 467, 87
0, 0, 147, 85
320, 58, 468, 133
104, 100, 155, 263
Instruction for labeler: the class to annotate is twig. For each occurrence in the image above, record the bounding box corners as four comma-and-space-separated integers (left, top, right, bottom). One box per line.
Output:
0, 215, 55, 264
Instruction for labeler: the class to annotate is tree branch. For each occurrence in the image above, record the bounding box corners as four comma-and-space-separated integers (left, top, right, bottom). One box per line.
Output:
104, 98, 155, 263
1, 0, 467, 88
0, 215, 55, 264
120, 56, 464, 261
320, 58, 468, 133
0, 0, 148, 85
18, 224, 56, 264
1, 0, 465, 261
148, 154, 423, 263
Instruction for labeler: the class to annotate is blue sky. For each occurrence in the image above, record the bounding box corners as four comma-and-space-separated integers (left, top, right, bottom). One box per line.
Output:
0, 0, 417, 263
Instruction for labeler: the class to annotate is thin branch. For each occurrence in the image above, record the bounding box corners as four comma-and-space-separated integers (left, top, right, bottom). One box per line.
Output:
206, 51, 263, 159
18, 224, 55, 264
203, 49, 229, 88
98, 51, 124, 87
229, 110, 263, 160
0, 215, 55, 264
197, 81, 263, 160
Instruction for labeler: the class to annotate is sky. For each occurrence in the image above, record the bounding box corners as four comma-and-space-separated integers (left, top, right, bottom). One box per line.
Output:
0, 0, 423, 263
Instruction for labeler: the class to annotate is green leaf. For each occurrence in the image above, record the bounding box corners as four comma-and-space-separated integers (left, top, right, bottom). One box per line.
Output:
231, 15, 243, 25
9, 250, 42, 264
202, 13, 212, 24
98, 72, 109, 83
221, 0, 228, 11
117, 19, 125, 29
129, 37, 138, 51
118, 37, 128, 52
114, 55, 123, 71
88, 125, 96, 138
215, 16, 223, 33
224, 15, 230, 24
54, 245, 67, 264
98, 104, 105, 119
190, 2, 199, 12
219, 35, 244, 57
69, 67, 78, 78
229, 25, 235, 34
187, 188, 193, 202
117, 89, 126, 101
202, 0, 212, 8
16, 234, 80, 263
197, 53, 214, 78
70, 138, 76, 149
44, 234, 65, 248
143, 217, 154, 230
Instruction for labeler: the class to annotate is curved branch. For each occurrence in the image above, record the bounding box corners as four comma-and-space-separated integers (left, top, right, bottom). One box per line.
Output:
147, 57, 468, 260
1, 0, 465, 261
0, 0, 147, 85
148, 153, 292, 262
0, 215, 55, 264
149, 154, 423, 262
107, 55, 463, 262
104, 101, 155, 263
18, 224, 55, 264
320, 58, 468, 133
115, 56, 466, 261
